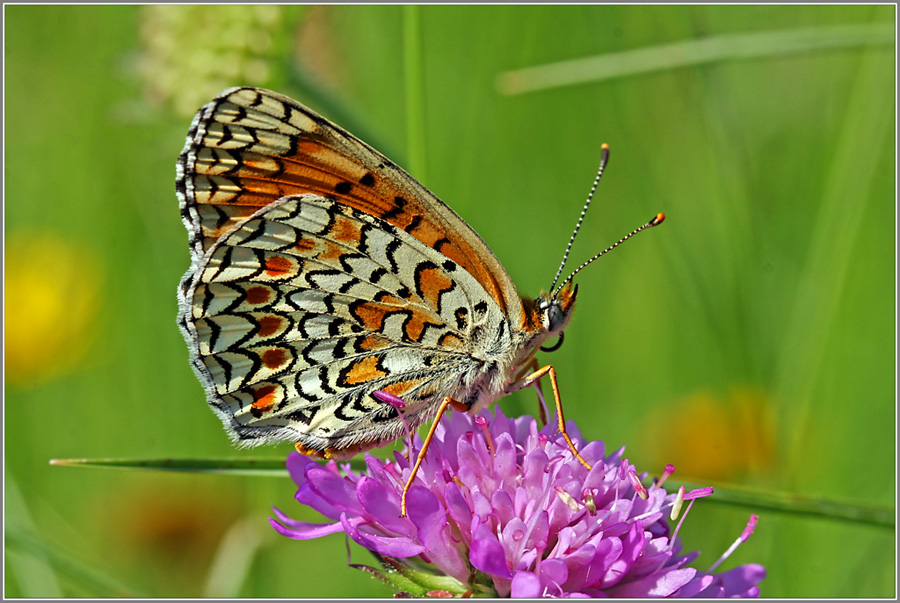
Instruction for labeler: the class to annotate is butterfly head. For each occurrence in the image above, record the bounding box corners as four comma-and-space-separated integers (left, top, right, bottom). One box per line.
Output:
528, 281, 578, 353
540, 282, 578, 334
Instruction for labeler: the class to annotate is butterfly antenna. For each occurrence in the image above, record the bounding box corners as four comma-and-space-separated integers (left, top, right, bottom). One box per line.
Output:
549, 144, 611, 292
553, 213, 666, 297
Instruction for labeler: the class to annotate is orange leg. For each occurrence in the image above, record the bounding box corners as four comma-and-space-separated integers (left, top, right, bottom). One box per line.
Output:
400, 396, 467, 517
517, 365, 591, 470
516, 357, 548, 426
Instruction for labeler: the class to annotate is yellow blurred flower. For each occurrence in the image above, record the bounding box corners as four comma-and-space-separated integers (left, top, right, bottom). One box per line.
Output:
644, 387, 777, 480
5, 232, 102, 384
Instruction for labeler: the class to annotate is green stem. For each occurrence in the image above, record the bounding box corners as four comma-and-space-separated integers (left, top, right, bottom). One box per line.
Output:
402, 4, 427, 182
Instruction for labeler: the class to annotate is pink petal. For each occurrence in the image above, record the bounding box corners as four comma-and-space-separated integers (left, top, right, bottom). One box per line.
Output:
510, 571, 542, 598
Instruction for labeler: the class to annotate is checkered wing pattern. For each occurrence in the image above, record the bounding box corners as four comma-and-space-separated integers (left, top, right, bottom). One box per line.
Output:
176, 89, 525, 457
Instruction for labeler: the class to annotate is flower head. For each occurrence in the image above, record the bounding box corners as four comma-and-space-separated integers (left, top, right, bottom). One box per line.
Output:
271, 408, 765, 597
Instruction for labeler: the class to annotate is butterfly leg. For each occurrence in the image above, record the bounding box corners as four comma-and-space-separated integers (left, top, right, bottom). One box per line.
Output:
517, 365, 592, 470
400, 395, 467, 518
516, 358, 548, 426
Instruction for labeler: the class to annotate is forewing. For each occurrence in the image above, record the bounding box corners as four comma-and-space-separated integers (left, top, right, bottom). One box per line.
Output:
176, 87, 525, 327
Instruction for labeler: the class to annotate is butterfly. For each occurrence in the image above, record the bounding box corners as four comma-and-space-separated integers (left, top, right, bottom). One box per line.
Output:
176, 87, 663, 515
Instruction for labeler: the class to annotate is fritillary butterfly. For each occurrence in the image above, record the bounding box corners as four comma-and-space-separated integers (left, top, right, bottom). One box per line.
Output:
176, 88, 663, 515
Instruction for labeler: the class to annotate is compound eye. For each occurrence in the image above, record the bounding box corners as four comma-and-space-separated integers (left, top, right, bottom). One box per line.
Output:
546, 303, 565, 332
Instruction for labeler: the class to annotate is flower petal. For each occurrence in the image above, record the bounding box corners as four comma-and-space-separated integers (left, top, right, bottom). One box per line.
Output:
577, 440, 606, 465
500, 517, 529, 565
522, 448, 550, 495
493, 432, 517, 486
444, 481, 474, 543
540, 558, 569, 593
286, 452, 317, 486
339, 513, 424, 558
268, 516, 345, 540
510, 571, 542, 598
293, 461, 347, 520
691, 564, 767, 597
469, 517, 512, 579
606, 567, 697, 597
524, 510, 550, 556
491, 489, 516, 526
600, 522, 643, 588
405, 486, 468, 582
357, 476, 413, 537
306, 464, 365, 515
672, 574, 715, 598
555, 543, 595, 592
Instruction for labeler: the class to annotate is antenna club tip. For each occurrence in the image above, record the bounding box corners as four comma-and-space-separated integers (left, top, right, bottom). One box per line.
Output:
601, 143, 610, 150
651, 212, 665, 226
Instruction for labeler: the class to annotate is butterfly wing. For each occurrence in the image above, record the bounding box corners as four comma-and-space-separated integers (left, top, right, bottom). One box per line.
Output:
178, 193, 510, 456
177, 87, 525, 327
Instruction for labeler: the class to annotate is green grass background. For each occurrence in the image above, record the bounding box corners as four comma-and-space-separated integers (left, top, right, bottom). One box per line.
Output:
4, 5, 895, 598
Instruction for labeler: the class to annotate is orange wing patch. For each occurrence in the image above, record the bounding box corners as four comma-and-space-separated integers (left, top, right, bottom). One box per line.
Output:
339, 356, 386, 387
350, 301, 390, 332
403, 308, 442, 343
294, 236, 316, 253
245, 285, 272, 305
358, 335, 389, 351
257, 315, 285, 338
261, 348, 289, 369
415, 264, 455, 309
251, 384, 279, 412
437, 332, 464, 349
328, 214, 362, 246
264, 255, 294, 278
380, 379, 424, 397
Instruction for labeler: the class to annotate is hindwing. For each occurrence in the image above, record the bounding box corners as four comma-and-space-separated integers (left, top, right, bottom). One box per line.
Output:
178, 194, 505, 455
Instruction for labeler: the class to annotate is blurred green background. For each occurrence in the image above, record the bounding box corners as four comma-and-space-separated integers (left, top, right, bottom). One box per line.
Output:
4, 4, 895, 598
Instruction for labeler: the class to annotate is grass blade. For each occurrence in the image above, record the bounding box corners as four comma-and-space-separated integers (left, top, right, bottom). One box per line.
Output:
676, 480, 894, 529
50, 457, 288, 476
497, 22, 894, 95
50, 456, 371, 475
5, 527, 148, 597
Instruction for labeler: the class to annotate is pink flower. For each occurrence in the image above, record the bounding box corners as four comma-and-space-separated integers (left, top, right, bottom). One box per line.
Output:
271, 408, 765, 597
